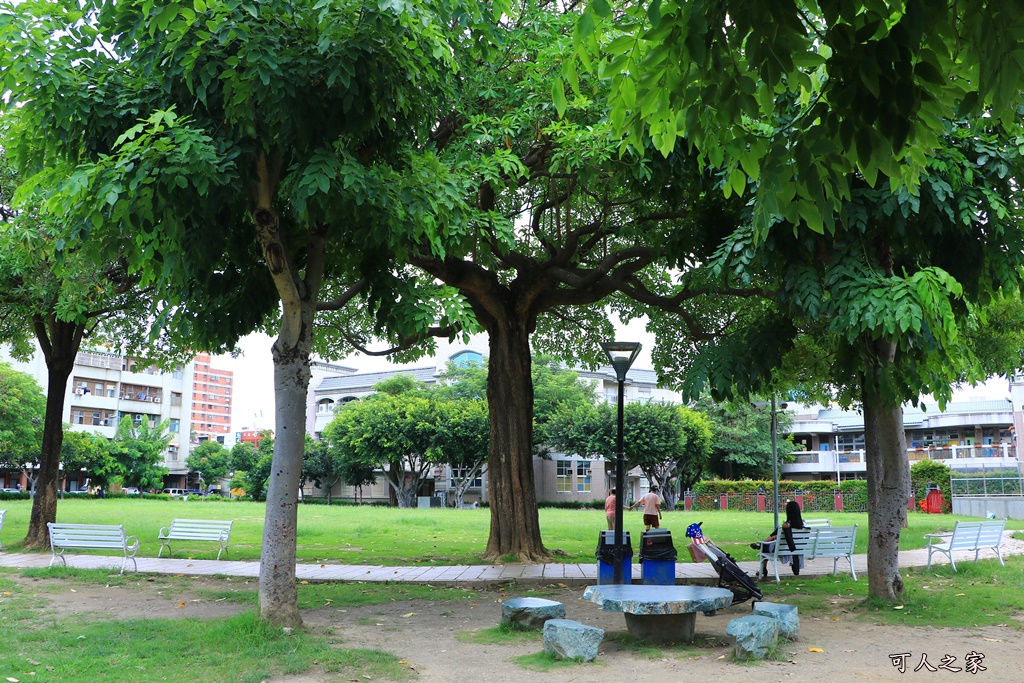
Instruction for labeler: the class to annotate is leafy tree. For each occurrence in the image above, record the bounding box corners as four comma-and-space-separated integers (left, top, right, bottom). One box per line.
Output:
187, 441, 231, 488
574, 1, 1024, 235
60, 428, 117, 491
106, 416, 171, 491
0, 0, 503, 627
548, 401, 713, 509
302, 437, 346, 505
1, 142, 157, 547
0, 361, 45, 468
646, 119, 1024, 600
323, 387, 438, 508
695, 399, 796, 482
228, 441, 258, 474
432, 398, 489, 509
383, 4, 736, 560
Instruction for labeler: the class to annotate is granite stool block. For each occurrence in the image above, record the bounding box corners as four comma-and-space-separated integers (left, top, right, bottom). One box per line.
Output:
726, 614, 779, 659
543, 619, 604, 662
753, 601, 800, 640
501, 597, 565, 630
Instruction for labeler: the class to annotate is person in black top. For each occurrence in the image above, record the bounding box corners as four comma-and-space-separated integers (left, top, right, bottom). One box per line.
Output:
752, 500, 805, 580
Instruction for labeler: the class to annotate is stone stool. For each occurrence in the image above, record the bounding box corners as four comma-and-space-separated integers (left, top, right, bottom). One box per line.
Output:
753, 601, 800, 640
726, 614, 779, 659
543, 619, 604, 661
501, 597, 565, 630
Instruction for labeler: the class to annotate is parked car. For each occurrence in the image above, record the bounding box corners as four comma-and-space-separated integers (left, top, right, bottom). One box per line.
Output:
1, 487, 24, 494
122, 487, 141, 495
162, 488, 187, 498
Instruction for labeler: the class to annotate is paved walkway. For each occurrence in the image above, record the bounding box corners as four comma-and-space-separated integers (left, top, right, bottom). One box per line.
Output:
2, 534, 1020, 586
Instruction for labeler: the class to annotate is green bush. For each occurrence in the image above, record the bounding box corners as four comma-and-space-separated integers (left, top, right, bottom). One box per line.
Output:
683, 479, 868, 512
910, 460, 952, 512
538, 500, 605, 510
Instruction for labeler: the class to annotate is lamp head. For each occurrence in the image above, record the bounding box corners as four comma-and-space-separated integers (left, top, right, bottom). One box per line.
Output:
600, 341, 642, 381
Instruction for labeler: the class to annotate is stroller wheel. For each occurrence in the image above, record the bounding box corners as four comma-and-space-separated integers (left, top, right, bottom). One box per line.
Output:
702, 609, 717, 617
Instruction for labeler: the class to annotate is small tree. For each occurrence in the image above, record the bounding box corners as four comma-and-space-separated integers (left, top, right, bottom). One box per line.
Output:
60, 429, 116, 491
187, 441, 231, 489
548, 401, 713, 509
0, 361, 45, 469
107, 417, 171, 491
324, 387, 438, 508
433, 398, 489, 509
696, 398, 796, 481
302, 437, 345, 505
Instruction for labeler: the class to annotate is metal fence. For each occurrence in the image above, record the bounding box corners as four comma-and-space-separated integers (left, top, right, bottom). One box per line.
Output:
681, 490, 867, 513
950, 476, 1024, 497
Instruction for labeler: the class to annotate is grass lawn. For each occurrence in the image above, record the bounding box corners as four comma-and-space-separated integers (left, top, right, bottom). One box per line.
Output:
0, 498, 1020, 564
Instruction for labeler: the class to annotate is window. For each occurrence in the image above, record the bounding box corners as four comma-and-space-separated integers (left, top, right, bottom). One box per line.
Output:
317, 399, 336, 414
91, 412, 101, 426
72, 410, 85, 425
836, 433, 865, 451
171, 392, 182, 406
169, 419, 180, 433
576, 460, 592, 493
450, 350, 483, 367
604, 389, 618, 404
450, 466, 483, 488
556, 460, 572, 493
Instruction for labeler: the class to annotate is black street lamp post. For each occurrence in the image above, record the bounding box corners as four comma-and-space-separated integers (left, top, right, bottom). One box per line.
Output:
601, 341, 642, 585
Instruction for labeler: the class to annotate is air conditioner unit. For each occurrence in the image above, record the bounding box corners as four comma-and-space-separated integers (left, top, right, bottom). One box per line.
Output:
154, 397, 162, 403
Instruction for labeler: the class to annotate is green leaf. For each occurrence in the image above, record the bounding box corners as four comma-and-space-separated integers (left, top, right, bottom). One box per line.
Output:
552, 77, 567, 118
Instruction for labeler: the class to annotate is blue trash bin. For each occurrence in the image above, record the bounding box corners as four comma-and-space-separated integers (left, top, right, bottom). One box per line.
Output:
639, 529, 677, 585
596, 530, 633, 584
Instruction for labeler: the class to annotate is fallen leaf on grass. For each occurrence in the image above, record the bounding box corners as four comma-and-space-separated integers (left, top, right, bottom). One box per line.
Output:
8, 677, 20, 682
808, 648, 824, 653
2, 592, 11, 596
955, 593, 966, 597
831, 617, 840, 622
893, 605, 904, 610
176, 602, 186, 608
401, 613, 416, 618
69, 589, 76, 593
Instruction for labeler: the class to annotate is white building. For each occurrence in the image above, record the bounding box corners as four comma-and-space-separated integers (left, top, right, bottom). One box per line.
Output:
1, 343, 194, 490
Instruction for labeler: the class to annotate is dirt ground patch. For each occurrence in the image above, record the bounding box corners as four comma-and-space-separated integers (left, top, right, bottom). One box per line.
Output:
12, 575, 1022, 682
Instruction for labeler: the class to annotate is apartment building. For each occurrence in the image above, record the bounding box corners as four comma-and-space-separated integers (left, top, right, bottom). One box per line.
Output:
1, 343, 194, 489
190, 352, 234, 444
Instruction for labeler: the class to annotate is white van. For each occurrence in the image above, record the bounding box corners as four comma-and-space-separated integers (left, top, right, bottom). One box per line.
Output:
162, 488, 187, 498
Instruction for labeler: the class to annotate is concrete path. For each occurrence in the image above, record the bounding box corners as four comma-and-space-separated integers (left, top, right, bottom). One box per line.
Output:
2, 533, 1020, 586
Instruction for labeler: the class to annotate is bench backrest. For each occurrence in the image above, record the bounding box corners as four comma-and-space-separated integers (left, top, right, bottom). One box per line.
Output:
811, 525, 857, 556
804, 518, 832, 527
168, 518, 232, 540
0, 509, 5, 529
48, 523, 128, 549
950, 520, 1005, 550
775, 528, 813, 556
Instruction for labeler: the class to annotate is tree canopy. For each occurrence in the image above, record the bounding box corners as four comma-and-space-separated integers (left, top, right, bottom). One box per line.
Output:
0, 361, 45, 466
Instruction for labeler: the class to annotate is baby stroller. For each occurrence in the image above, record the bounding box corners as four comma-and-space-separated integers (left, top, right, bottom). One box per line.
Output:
685, 522, 762, 608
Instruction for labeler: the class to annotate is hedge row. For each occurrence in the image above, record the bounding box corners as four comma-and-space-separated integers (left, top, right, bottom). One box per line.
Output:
686, 479, 869, 513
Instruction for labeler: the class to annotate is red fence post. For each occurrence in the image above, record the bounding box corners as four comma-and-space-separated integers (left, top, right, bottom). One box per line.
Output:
757, 493, 766, 512
834, 491, 844, 512
720, 494, 728, 511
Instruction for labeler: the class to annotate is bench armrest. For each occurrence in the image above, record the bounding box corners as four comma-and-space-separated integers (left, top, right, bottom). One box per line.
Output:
158, 526, 171, 537
125, 535, 140, 553
923, 533, 952, 539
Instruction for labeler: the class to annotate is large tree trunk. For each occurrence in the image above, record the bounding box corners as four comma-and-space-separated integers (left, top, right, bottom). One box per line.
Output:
24, 319, 84, 550
483, 319, 547, 561
863, 338, 910, 601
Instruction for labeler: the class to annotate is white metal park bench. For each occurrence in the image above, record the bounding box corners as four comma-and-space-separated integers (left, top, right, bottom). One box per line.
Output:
925, 519, 1006, 571
808, 525, 859, 580
759, 524, 859, 582
47, 522, 140, 574
759, 528, 814, 582
0, 509, 6, 550
158, 519, 233, 560
803, 518, 832, 528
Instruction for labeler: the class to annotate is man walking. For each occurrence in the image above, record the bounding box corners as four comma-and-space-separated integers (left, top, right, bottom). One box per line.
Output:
630, 485, 662, 531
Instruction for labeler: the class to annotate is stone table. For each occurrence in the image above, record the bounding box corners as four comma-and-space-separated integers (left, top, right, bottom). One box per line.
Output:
582, 584, 733, 644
